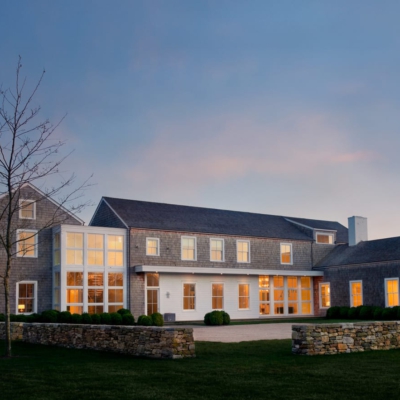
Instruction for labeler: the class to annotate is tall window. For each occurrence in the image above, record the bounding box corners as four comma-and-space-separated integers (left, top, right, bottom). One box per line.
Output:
301, 277, 312, 314
238, 284, 250, 309
17, 230, 37, 257
181, 237, 196, 260
88, 234, 104, 266
350, 281, 363, 307
280, 243, 292, 264
146, 238, 160, 256
259, 276, 270, 315
54, 233, 60, 265
237, 240, 250, 263
88, 272, 104, 314
108, 235, 123, 267
17, 282, 36, 314
108, 273, 124, 313
210, 239, 224, 262
385, 278, 399, 307
183, 283, 196, 310
66, 233, 83, 265
212, 284, 224, 309
287, 276, 298, 315
66, 272, 83, 314
316, 233, 334, 244
320, 283, 331, 308
274, 276, 284, 314
19, 200, 35, 219
147, 273, 159, 315
53, 272, 61, 311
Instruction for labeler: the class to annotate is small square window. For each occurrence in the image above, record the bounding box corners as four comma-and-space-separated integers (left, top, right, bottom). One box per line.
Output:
146, 238, 160, 256
19, 200, 35, 220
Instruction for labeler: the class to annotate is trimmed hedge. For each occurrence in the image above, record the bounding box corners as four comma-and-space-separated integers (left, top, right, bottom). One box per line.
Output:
137, 315, 152, 326
151, 312, 164, 327
204, 311, 231, 326
326, 305, 400, 321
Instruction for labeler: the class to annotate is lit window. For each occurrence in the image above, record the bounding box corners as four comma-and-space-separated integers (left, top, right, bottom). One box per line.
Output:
287, 277, 298, 315
147, 273, 159, 315
181, 237, 196, 260
17, 282, 36, 314
280, 243, 292, 264
88, 272, 104, 314
316, 233, 334, 244
108, 235, 123, 267
259, 276, 270, 315
17, 230, 37, 257
350, 281, 363, 307
320, 283, 331, 308
183, 283, 196, 310
274, 276, 284, 314
210, 239, 224, 262
108, 272, 124, 313
88, 234, 104, 266
212, 283, 224, 309
19, 200, 35, 219
238, 284, 250, 309
66, 233, 83, 265
301, 277, 312, 314
237, 240, 250, 263
385, 278, 399, 307
146, 238, 160, 256
66, 271, 83, 314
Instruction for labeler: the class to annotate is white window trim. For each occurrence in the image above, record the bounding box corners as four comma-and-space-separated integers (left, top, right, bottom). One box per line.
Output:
210, 238, 225, 262
16, 281, 37, 314
19, 199, 36, 220
181, 236, 197, 261
211, 282, 224, 310
280, 243, 293, 265
385, 277, 399, 308
319, 282, 331, 309
182, 282, 196, 311
238, 283, 250, 310
315, 232, 335, 245
349, 280, 363, 307
236, 240, 250, 263
146, 237, 160, 256
16, 229, 38, 258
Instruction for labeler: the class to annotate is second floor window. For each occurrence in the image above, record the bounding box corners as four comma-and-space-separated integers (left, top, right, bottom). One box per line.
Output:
146, 238, 160, 256
280, 243, 292, 264
88, 234, 104, 266
237, 240, 250, 263
19, 200, 35, 219
108, 235, 123, 267
210, 239, 224, 262
66, 233, 83, 265
181, 237, 196, 260
17, 230, 37, 257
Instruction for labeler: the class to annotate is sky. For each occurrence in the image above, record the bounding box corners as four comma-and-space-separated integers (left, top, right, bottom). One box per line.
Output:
1, 0, 400, 239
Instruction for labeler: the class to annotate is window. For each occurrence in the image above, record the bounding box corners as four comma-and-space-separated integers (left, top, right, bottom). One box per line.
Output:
17, 230, 37, 257
108, 273, 124, 313
108, 235, 123, 267
259, 276, 270, 315
237, 240, 250, 263
53, 272, 61, 311
88, 272, 104, 314
54, 233, 60, 265
19, 200, 35, 219
66, 233, 83, 265
287, 277, 298, 315
16, 282, 36, 314
147, 273, 159, 315
238, 283, 250, 309
273, 276, 284, 314
210, 238, 224, 262
301, 277, 312, 314
212, 283, 224, 309
181, 237, 196, 260
320, 283, 331, 308
66, 271, 83, 314
316, 233, 334, 244
146, 238, 160, 256
88, 234, 104, 266
280, 243, 292, 264
350, 281, 363, 307
385, 278, 399, 307
183, 283, 196, 310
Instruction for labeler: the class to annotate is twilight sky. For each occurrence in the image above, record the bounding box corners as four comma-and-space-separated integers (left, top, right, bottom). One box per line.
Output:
1, 0, 400, 239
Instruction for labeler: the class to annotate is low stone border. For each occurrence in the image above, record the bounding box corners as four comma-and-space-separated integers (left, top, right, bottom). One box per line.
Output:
0, 322, 195, 359
292, 321, 400, 355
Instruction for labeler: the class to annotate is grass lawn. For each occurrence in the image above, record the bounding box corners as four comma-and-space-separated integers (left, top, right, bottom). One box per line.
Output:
1, 340, 400, 400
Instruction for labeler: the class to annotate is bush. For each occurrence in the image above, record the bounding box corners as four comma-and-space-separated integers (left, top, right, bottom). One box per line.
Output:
326, 306, 340, 319
339, 306, 350, 319
71, 313, 82, 324
41, 310, 58, 323
0, 313, 4, 322
204, 312, 212, 325
122, 314, 135, 325
26, 313, 40, 323
100, 313, 112, 325
391, 306, 400, 320
58, 311, 72, 323
110, 312, 123, 325
117, 308, 132, 316
204, 311, 224, 326
359, 306, 373, 320
372, 307, 383, 320
10, 314, 27, 322
382, 307, 396, 320
150, 312, 164, 326
221, 311, 231, 325
137, 315, 152, 326
81, 313, 92, 324
348, 307, 358, 319
91, 314, 101, 324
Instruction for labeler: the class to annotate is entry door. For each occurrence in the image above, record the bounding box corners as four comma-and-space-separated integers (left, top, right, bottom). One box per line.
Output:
147, 289, 159, 315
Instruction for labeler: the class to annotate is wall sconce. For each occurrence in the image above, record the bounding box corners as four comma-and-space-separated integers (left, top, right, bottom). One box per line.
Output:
166, 292, 170, 298
135, 245, 139, 249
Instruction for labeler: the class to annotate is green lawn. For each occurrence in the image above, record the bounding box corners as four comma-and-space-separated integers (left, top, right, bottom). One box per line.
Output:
1, 340, 399, 400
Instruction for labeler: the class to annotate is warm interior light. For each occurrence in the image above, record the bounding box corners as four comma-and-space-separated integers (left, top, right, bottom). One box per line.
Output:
18, 304, 25, 312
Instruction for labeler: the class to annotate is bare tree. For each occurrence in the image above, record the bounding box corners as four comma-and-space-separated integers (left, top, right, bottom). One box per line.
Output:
0, 57, 91, 357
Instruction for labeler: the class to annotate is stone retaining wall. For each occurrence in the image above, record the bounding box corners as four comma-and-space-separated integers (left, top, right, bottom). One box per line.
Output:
0, 322, 195, 359
292, 322, 400, 355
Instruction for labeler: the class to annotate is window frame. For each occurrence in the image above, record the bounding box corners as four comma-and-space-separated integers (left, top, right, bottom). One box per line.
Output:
182, 283, 196, 311
316, 232, 335, 245
238, 283, 250, 310
146, 237, 160, 256
236, 240, 250, 263
181, 236, 197, 261
349, 280, 363, 307
385, 278, 399, 307
19, 199, 36, 220
16, 229, 38, 258
280, 243, 293, 265
16, 281, 37, 314
66, 232, 84, 266
107, 235, 124, 267
210, 238, 225, 262
319, 282, 331, 309
211, 282, 224, 310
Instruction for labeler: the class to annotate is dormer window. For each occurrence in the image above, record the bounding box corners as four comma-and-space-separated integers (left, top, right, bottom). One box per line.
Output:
19, 200, 35, 220
316, 232, 334, 244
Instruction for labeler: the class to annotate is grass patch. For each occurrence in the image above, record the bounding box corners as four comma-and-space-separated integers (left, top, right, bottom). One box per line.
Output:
1, 339, 400, 399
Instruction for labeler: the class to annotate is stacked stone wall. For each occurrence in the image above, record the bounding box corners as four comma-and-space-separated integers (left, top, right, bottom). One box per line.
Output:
292, 322, 400, 355
0, 322, 195, 359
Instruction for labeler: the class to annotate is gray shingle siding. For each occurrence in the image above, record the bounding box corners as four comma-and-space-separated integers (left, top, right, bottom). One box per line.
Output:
90, 199, 126, 229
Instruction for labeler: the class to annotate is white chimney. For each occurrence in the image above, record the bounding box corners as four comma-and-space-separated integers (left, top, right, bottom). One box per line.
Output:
348, 216, 368, 246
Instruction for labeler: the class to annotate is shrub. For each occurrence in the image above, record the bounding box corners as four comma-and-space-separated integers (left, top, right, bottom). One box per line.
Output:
372, 307, 383, 320
137, 315, 152, 326
71, 313, 82, 324
100, 313, 112, 325
91, 314, 101, 324
151, 312, 164, 326
0, 313, 4, 322
204, 312, 212, 325
117, 308, 132, 316
25, 313, 40, 323
391, 306, 400, 320
348, 307, 358, 319
339, 306, 350, 319
122, 314, 135, 325
10, 314, 27, 322
326, 306, 340, 319
221, 311, 231, 325
81, 313, 92, 324
58, 311, 72, 323
359, 306, 373, 320
41, 310, 58, 323
110, 312, 123, 325
382, 307, 396, 320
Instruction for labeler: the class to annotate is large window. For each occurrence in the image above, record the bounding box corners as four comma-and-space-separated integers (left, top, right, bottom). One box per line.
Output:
146, 238, 160, 256
88, 234, 104, 266
320, 283, 331, 308
108, 273, 124, 313
259, 276, 270, 315
19, 200, 35, 220
108, 235, 123, 267
316, 233, 334, 244
147, 273, 159, 315
183, 283, 196, 310
350, 281, 363, 307
66, 233, 83, 265
280, 243, 292, 264
16, 281, 36, 314
17, 230, 38, 257
210, 239, 224, 262
238, 284, 250, 309
66, 272, 83, 314
273, 276, 284, 314
181, 237, 196, 260
287, 277, 298, 315
237, 240, 250, 263
301, 277, 312, 314
88, 272, 104, 314
385, 278, 399, 307
212, 283, 224, 310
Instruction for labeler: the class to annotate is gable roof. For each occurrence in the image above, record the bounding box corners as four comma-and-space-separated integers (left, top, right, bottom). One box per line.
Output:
315, 236, 400, 268
100, 197, 347, 242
